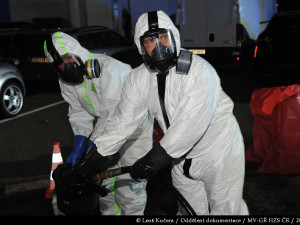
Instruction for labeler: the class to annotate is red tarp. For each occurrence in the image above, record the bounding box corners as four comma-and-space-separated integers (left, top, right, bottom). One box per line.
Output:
245, 84, 300, 174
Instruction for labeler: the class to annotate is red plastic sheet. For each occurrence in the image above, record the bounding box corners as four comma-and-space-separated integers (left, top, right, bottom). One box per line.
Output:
246, 84, 300, 174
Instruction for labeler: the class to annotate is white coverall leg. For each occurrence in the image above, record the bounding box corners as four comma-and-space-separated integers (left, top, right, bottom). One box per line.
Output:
172, 159, 209, 215
172, 116, 249, 215
99, 170, 148, 215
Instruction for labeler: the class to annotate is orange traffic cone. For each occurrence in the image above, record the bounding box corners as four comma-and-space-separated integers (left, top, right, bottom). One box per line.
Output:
45, 142, 63, 199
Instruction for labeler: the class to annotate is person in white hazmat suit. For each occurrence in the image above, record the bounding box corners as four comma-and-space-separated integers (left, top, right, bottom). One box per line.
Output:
43, 31, 154, 215
86, 10, 249, 215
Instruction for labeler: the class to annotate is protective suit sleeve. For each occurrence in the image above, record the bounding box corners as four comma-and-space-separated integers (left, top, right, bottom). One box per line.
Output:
94, 71, 149, 156
130, 143, 174, 181
89, 55, 132, 142
89, 99, 118, 141
89, 78, 130, 142
66, 135, 88, 166
59, 80, 94, 137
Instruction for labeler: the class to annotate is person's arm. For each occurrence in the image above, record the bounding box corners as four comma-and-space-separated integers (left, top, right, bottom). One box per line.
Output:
130, 143, 173, 181
94, 70, 149, 157
67, 68, 148, 179
89, 55, 134, 143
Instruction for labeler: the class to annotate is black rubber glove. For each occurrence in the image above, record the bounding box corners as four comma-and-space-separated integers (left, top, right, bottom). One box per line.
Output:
72, 145, 120, 178
53, 146, 119, 200
130, 143, 174, 181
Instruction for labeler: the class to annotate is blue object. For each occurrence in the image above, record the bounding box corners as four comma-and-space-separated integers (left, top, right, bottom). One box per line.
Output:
66, 135, 88, 166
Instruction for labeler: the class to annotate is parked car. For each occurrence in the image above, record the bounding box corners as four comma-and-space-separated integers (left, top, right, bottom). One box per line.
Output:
0, 25, 142, 92
0, 62, 26, 118
68, 26, 143, 68
253, 10, 300, 82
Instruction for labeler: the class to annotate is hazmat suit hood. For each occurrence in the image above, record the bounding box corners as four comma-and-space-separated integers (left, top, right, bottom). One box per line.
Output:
134, 10, 181, 57
44, 31, 100, 84
48, 31, 91, 62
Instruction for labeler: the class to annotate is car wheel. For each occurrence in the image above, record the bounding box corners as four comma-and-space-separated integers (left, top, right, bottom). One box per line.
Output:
0, 81, 24, 118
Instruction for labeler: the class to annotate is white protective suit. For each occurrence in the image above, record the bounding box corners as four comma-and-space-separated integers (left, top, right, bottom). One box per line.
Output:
49, 32, 154, 215
94, 11, 249, 215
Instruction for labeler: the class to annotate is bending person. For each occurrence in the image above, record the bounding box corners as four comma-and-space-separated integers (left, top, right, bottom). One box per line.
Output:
44, 31, 153, 215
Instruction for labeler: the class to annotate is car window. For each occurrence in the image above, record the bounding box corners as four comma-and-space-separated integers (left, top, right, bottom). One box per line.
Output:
0, 35, 15, 56
107, 32, 129, 47
77, 32, 112, 50
77, 31, 130, 50
15, 33, 47, 56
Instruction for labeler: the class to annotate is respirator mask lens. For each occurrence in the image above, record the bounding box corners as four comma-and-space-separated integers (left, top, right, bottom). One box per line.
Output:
141, 29, 176, 62
140, 29, 177, 73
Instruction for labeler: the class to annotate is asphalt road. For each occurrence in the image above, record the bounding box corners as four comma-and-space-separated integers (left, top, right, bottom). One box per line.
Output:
0, 62, 299, 216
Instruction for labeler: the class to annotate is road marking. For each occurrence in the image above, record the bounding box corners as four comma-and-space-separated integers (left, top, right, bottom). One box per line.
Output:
0, 100, 66, 124
1, 178, 65, 215
2, 179, 49, 195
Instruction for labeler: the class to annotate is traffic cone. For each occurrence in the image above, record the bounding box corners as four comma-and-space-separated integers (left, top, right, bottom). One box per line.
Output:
45, 142, 63, 199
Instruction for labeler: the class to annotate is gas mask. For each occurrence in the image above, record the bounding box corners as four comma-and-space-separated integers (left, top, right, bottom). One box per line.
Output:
140, 11, 177, 74
44, 35, 100, 84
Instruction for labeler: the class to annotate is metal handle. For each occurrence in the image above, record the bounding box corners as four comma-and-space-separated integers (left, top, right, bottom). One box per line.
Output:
92, 166, 131, 181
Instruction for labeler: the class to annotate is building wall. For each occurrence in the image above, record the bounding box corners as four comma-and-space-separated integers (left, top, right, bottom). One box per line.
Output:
84, 0, 178, 35
7, 0, 177, 34
129, 0, 177, 24
0, 0, 10, 22
9, 0, 71, 24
